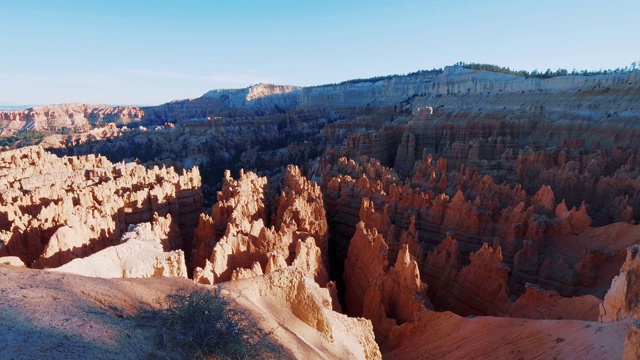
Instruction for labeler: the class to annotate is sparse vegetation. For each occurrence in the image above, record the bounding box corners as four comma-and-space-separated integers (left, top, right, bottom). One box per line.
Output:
455, 61, 639, 78
319, 68, 444, 87
139, 287, 279, 360
316, 59, 640, 87
0, 130, 51, 148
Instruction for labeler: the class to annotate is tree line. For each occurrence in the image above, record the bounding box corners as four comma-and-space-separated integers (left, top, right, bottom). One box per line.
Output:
318, 68, 444, 88
316, 60, 639, 88
455, 61, 639, 79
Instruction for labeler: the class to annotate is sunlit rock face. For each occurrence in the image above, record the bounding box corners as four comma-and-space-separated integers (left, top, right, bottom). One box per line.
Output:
52, 213, 188, 278
0, 104, 144, 136
192, 165, 329, 286
0, 146, 202, 268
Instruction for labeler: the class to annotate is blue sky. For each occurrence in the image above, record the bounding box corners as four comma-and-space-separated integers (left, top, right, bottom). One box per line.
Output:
0, 0, 638, 105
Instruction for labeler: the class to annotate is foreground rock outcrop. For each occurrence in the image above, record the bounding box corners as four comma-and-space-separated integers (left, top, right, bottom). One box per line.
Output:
52, 213, 187, 278
225, 268, 381, 360
0, 264, 381, 360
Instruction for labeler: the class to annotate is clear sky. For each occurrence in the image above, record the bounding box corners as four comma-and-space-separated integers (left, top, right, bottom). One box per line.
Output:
1, 0, 638, 106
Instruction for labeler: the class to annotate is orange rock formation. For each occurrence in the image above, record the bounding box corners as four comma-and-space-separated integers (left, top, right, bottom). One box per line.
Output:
600, 245, 640, 323
0, 104, 144, 136
0, 146, 202, 268
192, 165, 329, 286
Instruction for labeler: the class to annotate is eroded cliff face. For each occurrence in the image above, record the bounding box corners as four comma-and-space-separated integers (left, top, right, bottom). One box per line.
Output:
316, 149, 640, 322
192, 165, 329, 286
225, 268, 381, 360
140, 84, 303, 123
9, 68, 638, 165
0, 148, 383, 358
19, 69, 637, 214
186, 166, 383, 357
0, 104, 144, 136
0, 146, 202, 269
343, 207, 432, 350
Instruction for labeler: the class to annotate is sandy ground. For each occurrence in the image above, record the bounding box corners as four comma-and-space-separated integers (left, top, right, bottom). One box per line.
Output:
385, 310, 633, 359
0, 265, 369, 359
0, 264, 198, 359
1, 263, 634, 360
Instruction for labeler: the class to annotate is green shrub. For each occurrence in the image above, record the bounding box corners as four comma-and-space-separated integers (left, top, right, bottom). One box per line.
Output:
141, 287, 279, 360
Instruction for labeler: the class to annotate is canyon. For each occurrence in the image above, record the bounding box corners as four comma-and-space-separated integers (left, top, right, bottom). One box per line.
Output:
2, 66, 640, 359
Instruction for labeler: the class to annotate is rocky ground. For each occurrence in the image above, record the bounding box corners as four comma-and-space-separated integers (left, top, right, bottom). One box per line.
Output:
0, 263, 379, 359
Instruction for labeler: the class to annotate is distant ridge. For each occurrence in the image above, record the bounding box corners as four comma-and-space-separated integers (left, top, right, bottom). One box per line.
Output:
0, 105, 38, 111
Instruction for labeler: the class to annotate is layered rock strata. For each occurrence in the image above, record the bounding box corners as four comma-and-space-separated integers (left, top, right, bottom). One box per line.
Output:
0, 104, 144, 136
